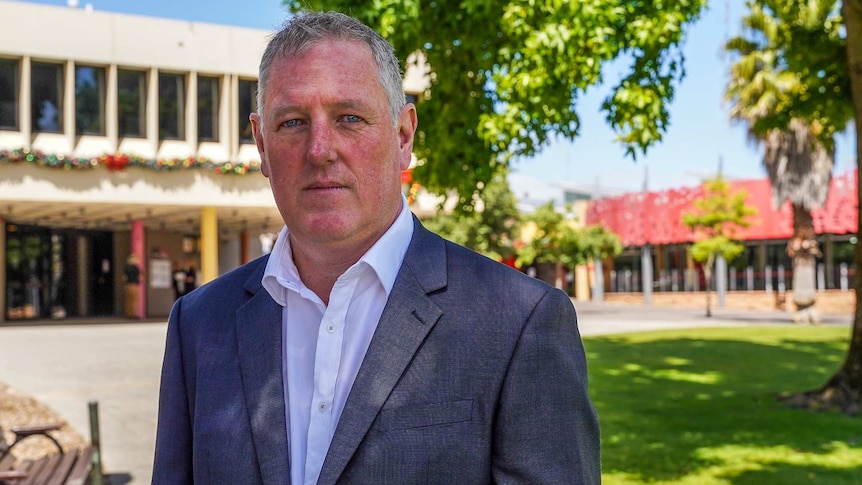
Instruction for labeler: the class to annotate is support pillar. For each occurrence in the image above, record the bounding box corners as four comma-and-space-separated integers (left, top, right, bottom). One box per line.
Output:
716, 254, 727, 308
641, 245, 653, 306
131, 220, 146, 319
574, 264, 590, 302
200, 207, 219, 284
592, 257, 604, 302
240, 231, 250, 265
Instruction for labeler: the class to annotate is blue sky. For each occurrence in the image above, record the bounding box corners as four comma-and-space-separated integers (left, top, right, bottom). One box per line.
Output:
13, 0, 857, 192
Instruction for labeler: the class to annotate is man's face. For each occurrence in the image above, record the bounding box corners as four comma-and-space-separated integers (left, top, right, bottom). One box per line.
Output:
251, 40, 417, 254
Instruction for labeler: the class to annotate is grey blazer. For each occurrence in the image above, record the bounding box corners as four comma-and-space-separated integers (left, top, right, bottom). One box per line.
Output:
152, 218, 601, 484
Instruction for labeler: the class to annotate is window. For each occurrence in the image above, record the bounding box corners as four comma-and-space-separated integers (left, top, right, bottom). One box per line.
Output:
238, 79, 257, 143
158, 72, 185, 140
31, 62, 64, 133
0, 58, 19, 130
197, 76, 219, 142
118, 69, 146, 137
75, 65, 106, 135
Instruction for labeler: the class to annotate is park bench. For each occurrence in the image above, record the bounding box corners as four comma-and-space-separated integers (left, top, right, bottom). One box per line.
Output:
0, 402, 104, 485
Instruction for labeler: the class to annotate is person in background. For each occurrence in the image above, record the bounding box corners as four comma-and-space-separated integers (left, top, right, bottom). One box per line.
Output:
184, 261, 197, 295
153, 11, 600, 484
122, 253, 141, 319
171, 261, 186, 300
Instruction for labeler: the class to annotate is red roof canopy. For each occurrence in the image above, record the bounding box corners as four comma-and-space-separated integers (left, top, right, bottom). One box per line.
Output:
585, 170, 858, 246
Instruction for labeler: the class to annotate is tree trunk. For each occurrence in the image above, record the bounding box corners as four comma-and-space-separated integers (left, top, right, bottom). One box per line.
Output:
554, 261, 565, 290
704, 265, 712, 318
788, 205, 819, 323
783, 0, 862, 414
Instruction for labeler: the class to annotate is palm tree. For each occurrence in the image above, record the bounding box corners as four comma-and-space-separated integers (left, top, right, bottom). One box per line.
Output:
725, 0, 862, 415
725, 3, 834, 324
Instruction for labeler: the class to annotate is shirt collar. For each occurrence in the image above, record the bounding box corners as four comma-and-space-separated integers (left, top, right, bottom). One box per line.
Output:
262, 195, 414, 306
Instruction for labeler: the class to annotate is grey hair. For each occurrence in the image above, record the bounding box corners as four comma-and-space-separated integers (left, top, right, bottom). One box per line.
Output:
257, 11, 406, 126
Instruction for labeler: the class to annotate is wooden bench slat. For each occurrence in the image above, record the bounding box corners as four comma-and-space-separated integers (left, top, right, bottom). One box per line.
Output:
0, 446, 93, 485
0, 469, 29, 483
43, 451, 78, 485
0, 452, 16, 471
8, 425, 63, 437
63, 447, 93, 485
22, 454, 61, 485
31, 453, 65, 485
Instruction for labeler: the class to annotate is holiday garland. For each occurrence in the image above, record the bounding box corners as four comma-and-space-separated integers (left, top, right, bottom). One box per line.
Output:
0, 148, 261, 175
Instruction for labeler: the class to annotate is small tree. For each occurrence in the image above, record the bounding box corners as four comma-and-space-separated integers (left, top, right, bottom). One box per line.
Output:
682, 177, 757, 317
579, 224, 624, 264
517, 202, 622, 294
516, 202, 575, 289
421, 172, 520, 261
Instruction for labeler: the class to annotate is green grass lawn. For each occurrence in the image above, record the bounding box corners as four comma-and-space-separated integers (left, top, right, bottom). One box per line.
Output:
584, 326, 862, 485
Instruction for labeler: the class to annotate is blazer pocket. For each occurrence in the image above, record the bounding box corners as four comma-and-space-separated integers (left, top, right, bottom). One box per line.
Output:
377, 399, 473, 431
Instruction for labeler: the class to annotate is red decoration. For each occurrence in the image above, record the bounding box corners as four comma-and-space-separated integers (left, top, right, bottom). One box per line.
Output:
401, 168, 413, 184
101, 154, 130, 172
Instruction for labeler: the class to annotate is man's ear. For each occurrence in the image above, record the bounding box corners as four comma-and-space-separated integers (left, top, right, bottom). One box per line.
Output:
398, 104, 418, 171
250, 112, 270, 177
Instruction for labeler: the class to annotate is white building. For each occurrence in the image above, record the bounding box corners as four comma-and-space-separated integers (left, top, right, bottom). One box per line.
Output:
0, 1, 426, 321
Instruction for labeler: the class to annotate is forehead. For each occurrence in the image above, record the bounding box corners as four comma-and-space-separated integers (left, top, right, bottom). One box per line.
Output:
271, 40, 381, 92
260, 40, 390, 119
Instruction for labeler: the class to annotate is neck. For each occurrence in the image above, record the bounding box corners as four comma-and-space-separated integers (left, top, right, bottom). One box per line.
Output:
290, 238, 362, 305
289, 201, 403, 305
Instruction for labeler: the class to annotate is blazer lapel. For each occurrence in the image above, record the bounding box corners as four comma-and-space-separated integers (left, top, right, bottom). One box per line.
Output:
317, 219, 447, 485
236, 259, 290, 485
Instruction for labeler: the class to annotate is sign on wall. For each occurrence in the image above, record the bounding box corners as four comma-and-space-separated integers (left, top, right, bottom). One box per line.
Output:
149, 259, 171, 289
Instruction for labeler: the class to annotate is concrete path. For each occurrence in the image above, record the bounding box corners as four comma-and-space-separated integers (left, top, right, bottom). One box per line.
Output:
0, 301, 852, 484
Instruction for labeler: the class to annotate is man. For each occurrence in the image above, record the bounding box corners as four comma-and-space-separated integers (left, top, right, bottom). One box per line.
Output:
153, 11, 600, 484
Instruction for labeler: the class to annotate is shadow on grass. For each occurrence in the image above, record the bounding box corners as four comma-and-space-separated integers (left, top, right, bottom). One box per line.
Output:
585, 327, 861, 484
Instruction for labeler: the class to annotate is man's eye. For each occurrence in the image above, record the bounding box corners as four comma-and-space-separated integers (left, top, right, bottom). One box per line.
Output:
282, 119, 301, 128
342, 115, 362, 123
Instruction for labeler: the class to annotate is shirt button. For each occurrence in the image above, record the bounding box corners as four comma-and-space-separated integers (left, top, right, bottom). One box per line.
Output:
318, 401, 328, 413
326, 322, 336, 334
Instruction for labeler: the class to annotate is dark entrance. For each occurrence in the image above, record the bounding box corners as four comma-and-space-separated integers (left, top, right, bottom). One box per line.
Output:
4, 223, 113, 321
89, 231, 114, 316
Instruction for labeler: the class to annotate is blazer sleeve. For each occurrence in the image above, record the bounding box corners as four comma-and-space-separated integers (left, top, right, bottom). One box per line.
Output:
152, 299, 194, 484
491, 287, 601, 484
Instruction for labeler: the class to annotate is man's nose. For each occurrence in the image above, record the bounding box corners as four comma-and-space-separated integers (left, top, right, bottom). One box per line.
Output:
307, 122, 336, 165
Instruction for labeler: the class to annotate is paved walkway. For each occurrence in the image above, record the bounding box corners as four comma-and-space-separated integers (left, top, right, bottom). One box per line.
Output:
0, 301, 852, 484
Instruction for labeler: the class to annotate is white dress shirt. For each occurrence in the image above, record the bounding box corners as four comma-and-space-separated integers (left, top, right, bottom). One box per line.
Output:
261, 196, 414, 485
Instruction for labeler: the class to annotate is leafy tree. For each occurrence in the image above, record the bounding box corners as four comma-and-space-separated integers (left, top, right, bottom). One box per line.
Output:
579, 224, 624, 263
726, 2, 840, 323
517, 202, 622, 293
516, 202, 579, 290
725, 0, 862, 415
682, 177, 756, 317
421, 172, 520, 261
284, 0, 708, 205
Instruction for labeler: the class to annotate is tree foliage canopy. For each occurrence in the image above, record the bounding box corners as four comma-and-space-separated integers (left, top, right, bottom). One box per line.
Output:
516, 201, 622, 270
284, 0, 706, 202
682, 177, 757, 265
420, 172, 520, 260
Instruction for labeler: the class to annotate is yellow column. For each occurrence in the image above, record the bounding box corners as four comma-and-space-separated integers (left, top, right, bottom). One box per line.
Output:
575, 264, 590, 301
200, 207, 219, 284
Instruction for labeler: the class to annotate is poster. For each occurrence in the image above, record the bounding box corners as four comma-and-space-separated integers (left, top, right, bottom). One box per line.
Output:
149, 259, 172, 289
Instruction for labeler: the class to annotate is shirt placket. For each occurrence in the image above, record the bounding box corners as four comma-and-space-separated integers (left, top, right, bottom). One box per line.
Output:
303, 268, 360, 484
